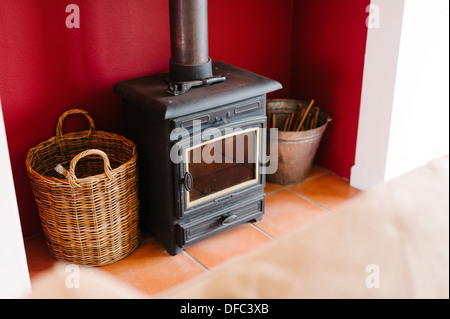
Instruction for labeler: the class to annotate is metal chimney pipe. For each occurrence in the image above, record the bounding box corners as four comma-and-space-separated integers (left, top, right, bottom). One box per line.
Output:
168, 0, 213, 83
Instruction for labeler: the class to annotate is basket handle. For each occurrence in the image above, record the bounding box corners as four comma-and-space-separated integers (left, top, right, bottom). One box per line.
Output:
68, 149, 113, 187
56, 109, 96, 145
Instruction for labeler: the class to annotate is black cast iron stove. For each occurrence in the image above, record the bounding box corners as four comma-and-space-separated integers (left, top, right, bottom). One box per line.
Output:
114, 0, 281, 255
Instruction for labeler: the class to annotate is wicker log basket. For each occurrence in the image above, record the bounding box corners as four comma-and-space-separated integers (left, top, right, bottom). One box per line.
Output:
25, 108, 140, 266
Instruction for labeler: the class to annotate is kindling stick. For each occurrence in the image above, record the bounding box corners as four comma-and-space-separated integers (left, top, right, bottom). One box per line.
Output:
287, 111, 295, 131
283, 113, 291, 131
295, 99, 315, 132
311, 106, 320, 129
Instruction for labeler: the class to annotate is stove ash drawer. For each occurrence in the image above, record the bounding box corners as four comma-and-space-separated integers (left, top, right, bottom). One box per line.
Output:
177, 198, 264, 246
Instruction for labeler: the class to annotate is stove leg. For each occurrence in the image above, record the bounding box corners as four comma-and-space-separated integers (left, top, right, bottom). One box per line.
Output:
251, 214, 263, 223
167, 246, 184, 256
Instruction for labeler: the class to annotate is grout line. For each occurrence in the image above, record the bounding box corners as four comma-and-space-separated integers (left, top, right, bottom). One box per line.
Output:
303, 170, 329, 182
287, 188, 335, 215
264, 170, 329, 197
264, 184, 291, 196
182, 250, 209, 272
24, 232, 45, 242
248, 222, 277, 240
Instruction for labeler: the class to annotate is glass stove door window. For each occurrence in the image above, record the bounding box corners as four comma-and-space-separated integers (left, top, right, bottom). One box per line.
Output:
185, 127, 259, 207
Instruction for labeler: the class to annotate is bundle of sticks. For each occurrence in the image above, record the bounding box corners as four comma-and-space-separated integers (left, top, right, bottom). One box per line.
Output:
271, 99, 320, 132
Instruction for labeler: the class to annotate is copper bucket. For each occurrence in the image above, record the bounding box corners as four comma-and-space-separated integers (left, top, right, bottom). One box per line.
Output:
267, 99, 331, 185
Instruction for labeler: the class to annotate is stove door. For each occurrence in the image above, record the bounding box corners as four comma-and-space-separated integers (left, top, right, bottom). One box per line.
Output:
174, 116, 266, 218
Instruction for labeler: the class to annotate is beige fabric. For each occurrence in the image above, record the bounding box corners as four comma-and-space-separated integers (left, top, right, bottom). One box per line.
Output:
161, 156, 449, 298
28, 157, 449, 299
28, 263, 147, 299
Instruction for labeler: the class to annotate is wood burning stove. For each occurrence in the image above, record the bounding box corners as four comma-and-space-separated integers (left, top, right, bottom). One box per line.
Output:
113, 0, 281, 255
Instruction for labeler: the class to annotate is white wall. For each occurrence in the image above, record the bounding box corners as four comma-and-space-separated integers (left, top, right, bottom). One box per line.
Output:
0, 97, 31, 298
351, 0, 449, 190
386, 0, 449, 180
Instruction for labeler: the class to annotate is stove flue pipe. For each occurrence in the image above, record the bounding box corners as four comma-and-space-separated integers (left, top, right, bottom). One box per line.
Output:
169, 0, 213, 83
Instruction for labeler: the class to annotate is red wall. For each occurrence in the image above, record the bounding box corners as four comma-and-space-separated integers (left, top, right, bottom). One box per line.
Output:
290, 0, 369, 179
1, 0, 368, 238
208, 0, 293, 98
0, 0, 293, 238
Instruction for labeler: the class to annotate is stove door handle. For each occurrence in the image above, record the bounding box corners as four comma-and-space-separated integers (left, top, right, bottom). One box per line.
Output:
183, 172, 193, 192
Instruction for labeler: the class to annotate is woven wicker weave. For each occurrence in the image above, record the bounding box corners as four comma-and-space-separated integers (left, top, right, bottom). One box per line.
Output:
25, 109, 140, 266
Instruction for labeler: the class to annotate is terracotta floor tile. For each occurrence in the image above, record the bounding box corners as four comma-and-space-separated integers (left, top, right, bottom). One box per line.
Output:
256, 189, 328, 238
305, 164, 328, 180
98, 237, 206, 296
265, 165, 328, 194
264, 182, 285, 194
24, 166, 359, 297
24, 235, 55, 280
139, 227, 154, 242
290, 173, 360, 211
185, 223, 272, 269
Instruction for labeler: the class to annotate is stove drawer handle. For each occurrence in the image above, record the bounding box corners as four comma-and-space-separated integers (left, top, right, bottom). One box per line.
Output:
183, 172, 193, 192
221, 214, 238, 225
